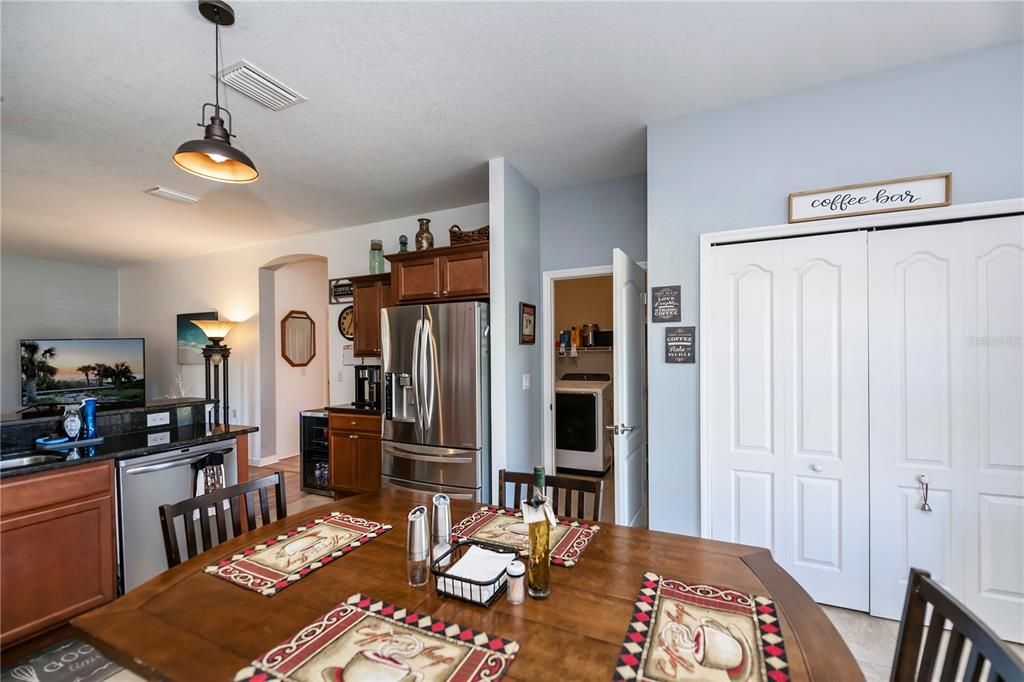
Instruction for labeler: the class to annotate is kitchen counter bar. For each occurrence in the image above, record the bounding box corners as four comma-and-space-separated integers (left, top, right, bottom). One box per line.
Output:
0, 424, 258, 479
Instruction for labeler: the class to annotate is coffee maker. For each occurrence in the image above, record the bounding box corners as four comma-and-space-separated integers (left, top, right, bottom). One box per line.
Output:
354, 365, 382, 410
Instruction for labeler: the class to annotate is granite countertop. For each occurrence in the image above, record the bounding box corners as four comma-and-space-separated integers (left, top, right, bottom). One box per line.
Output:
327, 403, 381, 415
0, 423, 258, 479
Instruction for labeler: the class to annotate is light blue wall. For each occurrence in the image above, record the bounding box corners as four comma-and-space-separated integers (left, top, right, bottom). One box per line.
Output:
1, 255, 120, 414
646, 42, 1024, 535
489, 159, 542, 485
539, 174, 647, 271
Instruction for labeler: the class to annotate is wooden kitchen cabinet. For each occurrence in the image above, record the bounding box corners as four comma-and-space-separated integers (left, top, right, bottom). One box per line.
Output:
329, 412, 382, 494
348, 273, 391, 357
387, 242, 489, 304
0, 460, 116, 646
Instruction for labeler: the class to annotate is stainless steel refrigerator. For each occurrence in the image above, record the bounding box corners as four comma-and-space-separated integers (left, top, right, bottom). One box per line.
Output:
381, 301, 490, 501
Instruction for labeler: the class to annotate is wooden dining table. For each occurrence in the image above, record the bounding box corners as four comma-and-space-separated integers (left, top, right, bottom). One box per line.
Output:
72, 488, 862, 680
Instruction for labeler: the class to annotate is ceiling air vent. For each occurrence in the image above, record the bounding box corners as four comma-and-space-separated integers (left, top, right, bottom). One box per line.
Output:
217, 60, 306, 111
145, 186, 200, 204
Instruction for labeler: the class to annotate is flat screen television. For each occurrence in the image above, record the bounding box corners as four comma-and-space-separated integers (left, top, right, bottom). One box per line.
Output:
20, 338, 146, 408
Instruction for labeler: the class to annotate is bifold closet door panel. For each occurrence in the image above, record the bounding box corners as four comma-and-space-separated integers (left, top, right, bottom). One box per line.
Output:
706, 232, 869, 610
868, 215, 1023, 642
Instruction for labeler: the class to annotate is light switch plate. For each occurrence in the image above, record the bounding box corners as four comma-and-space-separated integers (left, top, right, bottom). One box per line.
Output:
522, 373, 531, 391
147, 431, 171, 447
146, 411, 170, 427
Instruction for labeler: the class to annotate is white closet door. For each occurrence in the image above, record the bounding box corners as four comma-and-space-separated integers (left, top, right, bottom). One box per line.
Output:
869, 216, 1024, 642
707, 232, 869, 609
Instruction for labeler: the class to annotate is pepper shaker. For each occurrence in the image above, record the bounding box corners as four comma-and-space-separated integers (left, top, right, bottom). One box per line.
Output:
407, 506, 430, 587
432, 494, 453, 567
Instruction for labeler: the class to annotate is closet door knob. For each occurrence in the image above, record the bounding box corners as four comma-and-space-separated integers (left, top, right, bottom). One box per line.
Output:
810, 463, 823, 473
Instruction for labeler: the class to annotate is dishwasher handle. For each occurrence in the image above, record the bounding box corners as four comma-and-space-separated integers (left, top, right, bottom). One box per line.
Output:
124, 454, 212, 475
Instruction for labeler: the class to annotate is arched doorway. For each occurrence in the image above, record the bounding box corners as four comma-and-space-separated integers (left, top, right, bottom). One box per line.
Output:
257, 254, 328, 462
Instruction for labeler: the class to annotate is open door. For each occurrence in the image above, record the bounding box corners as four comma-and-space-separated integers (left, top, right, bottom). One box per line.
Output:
612, 248, 647, 527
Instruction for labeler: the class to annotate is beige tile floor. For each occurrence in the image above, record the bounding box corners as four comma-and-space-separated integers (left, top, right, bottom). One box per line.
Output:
822, 604, 1024, 681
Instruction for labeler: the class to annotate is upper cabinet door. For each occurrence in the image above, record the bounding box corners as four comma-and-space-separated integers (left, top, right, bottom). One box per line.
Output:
394, 257, 441, 303
441, 249, 489, 299
351, 274, 390, 357
388, 243, 489, 304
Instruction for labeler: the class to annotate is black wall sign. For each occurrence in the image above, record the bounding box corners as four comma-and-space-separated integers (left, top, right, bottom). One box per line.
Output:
329, 278, 353, 304
665, 326, 695, 364
651, 285, 681, 323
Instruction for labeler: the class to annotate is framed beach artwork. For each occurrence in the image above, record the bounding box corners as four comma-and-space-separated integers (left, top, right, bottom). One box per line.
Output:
177, 311, 218, 365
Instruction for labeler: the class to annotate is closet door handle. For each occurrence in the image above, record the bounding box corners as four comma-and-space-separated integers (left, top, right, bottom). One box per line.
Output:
810, 463, 823, 473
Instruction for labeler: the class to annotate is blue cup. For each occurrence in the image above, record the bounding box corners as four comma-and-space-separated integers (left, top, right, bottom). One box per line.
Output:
80, 398, 97, 439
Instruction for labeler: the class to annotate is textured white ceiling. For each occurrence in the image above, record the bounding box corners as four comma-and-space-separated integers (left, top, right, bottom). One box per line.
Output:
2, 1, 1020, 266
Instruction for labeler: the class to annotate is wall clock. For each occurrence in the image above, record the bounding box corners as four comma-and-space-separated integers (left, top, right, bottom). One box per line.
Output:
338, 305, 355, 340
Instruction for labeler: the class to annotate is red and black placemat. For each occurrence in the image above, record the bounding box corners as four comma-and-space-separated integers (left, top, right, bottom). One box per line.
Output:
613, 572, 790, 682
205, 511, 391, 596
450, 505, 598, 567
234, 593, 520, 681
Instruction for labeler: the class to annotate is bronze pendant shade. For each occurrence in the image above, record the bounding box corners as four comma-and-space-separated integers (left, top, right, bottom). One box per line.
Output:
173, 1, 259, 184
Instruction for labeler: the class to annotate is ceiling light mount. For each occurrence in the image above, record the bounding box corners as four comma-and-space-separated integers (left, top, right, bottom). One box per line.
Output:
198, 0, 234, 26
172, 0, 259, 184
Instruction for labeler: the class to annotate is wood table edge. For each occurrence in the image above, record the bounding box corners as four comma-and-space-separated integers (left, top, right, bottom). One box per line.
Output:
742, 549, 864, 681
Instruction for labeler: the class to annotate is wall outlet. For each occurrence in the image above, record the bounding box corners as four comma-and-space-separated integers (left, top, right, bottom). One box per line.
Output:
522, 373, 531, 391
147, 431, 170, 447
232, 409, 238, 418
146, 411, 170, 427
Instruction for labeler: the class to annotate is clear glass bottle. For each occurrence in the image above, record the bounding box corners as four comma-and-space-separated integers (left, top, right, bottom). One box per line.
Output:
369, 239, 385, 274
526, 466, 551, 599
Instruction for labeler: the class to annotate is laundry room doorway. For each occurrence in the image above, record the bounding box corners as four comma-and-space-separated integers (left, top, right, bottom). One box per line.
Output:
541, 251, 648, 526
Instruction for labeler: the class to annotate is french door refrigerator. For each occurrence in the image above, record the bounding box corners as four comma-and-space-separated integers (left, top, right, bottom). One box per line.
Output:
381, 301, 490, 501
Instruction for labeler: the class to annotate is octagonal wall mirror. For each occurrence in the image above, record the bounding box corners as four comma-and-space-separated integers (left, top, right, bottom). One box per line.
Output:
281, 310, 316, 367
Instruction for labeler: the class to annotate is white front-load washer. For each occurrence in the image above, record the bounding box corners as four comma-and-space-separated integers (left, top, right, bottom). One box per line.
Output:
554, 373, 613, 474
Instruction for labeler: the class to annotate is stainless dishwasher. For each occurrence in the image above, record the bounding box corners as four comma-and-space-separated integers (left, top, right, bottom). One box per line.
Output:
116, 440, 237, 593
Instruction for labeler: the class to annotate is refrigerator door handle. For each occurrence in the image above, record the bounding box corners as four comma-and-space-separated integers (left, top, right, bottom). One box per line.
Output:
411, 317, 424, 437
421, 317, 436, 431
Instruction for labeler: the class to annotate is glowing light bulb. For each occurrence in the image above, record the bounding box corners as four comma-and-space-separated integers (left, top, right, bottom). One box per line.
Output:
207, 153, 228, 163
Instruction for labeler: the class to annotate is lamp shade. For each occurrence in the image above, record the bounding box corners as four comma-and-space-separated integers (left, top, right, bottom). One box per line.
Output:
191, 319, 237, 341
173, 138, 258, 184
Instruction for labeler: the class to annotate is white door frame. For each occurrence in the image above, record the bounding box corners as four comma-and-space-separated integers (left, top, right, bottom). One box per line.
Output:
698, 197, 1024, 537
541, 264, 614, 474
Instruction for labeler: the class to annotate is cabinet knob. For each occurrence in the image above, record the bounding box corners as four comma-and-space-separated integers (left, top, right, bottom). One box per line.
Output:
810, 463, 823, 472
350, 434, 359, 440
350, 420, 357, 425
442, 290, 448, 296
432, 291, 438, 296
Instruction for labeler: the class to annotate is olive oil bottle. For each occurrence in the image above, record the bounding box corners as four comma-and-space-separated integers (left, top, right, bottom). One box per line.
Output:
525, 466, 552, 599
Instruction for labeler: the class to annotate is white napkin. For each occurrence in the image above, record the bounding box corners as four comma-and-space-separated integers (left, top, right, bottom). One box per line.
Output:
437, 545, 515, 603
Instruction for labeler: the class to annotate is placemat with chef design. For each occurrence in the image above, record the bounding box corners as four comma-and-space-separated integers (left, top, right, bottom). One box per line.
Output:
450, 506, 599, 567
613, 572, 790, 682
205, 512, 391, 596
233, 593, 520, 682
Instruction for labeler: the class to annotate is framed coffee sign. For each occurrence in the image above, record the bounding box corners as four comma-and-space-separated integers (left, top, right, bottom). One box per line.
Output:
788, 172, 951, 223
651, 285, 682, 323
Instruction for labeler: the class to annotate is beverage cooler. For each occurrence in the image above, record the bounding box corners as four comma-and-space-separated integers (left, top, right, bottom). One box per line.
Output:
299, 410, 332, 496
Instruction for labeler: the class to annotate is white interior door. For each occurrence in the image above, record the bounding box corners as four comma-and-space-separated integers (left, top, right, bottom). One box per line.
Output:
869, 216, 1023, 642
613, 248, 647, 527
706, 232, 870, 610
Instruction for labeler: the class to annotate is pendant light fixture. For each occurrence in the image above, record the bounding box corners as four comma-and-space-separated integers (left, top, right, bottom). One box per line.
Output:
173, 1, 259, 184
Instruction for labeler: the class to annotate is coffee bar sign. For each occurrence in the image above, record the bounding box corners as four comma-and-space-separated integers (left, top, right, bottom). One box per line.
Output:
788, 172, 951, 223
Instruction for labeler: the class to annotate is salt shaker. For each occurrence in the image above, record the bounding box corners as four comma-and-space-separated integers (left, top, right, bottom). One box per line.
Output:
407, 506, 430, 587
506, 560, 526, 604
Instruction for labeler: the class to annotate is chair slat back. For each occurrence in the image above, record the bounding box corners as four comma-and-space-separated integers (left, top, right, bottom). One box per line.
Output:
891, 568, 1024, 682
158, 472, 287, 569
497, 469, 603, 522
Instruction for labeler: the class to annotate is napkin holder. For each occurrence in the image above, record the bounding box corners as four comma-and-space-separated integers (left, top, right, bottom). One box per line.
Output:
431, 540, 517, 607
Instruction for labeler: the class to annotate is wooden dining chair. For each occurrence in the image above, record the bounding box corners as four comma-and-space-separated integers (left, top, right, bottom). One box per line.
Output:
891, 568, 1024, 682
158, 472, 288, 568
497, 469, 604, 522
